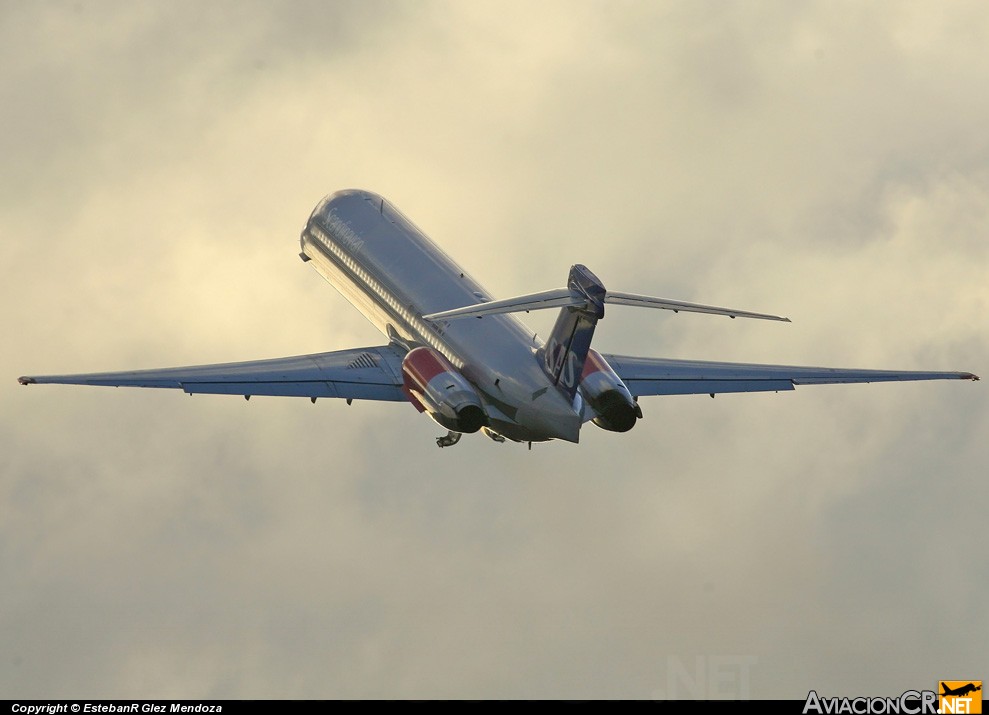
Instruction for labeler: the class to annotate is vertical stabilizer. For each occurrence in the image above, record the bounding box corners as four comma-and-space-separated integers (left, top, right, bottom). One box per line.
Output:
539, 264, 606, 399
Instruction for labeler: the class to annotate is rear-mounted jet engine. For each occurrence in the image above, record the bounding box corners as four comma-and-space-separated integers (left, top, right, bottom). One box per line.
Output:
401, 347, 488, 447
581, 349, 642, 432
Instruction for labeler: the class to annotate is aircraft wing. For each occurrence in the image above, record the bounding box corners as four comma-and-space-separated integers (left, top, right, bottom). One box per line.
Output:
602, 354, 979, 397
18, 344, 408, 401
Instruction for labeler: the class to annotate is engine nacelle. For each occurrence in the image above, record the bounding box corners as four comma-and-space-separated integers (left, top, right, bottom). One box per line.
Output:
401, 347, 488, 433
581, 349, 641, 432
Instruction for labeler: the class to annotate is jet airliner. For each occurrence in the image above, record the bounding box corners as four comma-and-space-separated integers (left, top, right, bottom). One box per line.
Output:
941, 683, 981, 698
19, 190, 978, 447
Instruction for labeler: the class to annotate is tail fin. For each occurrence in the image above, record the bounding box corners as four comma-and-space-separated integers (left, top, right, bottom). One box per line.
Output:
539, 265, 606, 399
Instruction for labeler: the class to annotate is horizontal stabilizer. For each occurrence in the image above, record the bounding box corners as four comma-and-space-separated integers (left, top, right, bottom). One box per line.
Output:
424, 285, 789, 323
604, 292, 790, 322
423, 288, 583, 320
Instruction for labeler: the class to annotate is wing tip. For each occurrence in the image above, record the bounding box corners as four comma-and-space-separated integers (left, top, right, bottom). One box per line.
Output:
18, 376, 36, 385
963, 372, 980, 381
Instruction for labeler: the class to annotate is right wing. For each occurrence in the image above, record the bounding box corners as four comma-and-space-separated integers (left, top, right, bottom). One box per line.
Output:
18, 344, 408, 402
602, 354, 979, 397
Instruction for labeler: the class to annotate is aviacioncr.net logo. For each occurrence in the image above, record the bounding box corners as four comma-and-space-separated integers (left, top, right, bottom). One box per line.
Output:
803, 690, 938, 714
939, 681, 982, 714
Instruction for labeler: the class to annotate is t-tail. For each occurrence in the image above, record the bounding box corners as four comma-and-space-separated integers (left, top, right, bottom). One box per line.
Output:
539, 264, 606, 399
421, 263, 791, 402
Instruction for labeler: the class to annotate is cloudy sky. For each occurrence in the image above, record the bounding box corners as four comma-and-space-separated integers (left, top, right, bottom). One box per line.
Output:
3, 0, 987, 699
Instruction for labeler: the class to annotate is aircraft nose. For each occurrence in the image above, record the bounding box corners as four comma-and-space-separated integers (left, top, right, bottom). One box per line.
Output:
516, 388, 582, 443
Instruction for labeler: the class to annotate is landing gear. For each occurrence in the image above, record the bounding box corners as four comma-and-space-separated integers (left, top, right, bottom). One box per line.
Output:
482, 427, 506, 443
436, 431, 462, 448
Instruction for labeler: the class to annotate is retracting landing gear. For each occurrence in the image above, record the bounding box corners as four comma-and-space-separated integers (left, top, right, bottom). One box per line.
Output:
436, 431, 462, 448
482, 427, 506, 443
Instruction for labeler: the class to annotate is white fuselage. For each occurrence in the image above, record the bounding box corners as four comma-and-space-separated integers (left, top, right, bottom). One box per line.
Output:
299, 189, 582, 442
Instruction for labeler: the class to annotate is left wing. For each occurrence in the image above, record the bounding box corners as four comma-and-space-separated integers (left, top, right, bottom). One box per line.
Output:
18, 344, 408, 401
602, 354, 979, 397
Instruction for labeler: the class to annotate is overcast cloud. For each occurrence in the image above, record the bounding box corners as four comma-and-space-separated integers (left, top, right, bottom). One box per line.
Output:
2, 0, 987, 699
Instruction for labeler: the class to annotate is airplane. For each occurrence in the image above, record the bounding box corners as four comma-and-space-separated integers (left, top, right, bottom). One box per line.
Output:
941, 683, 982, 697
19, 189, 979, 448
